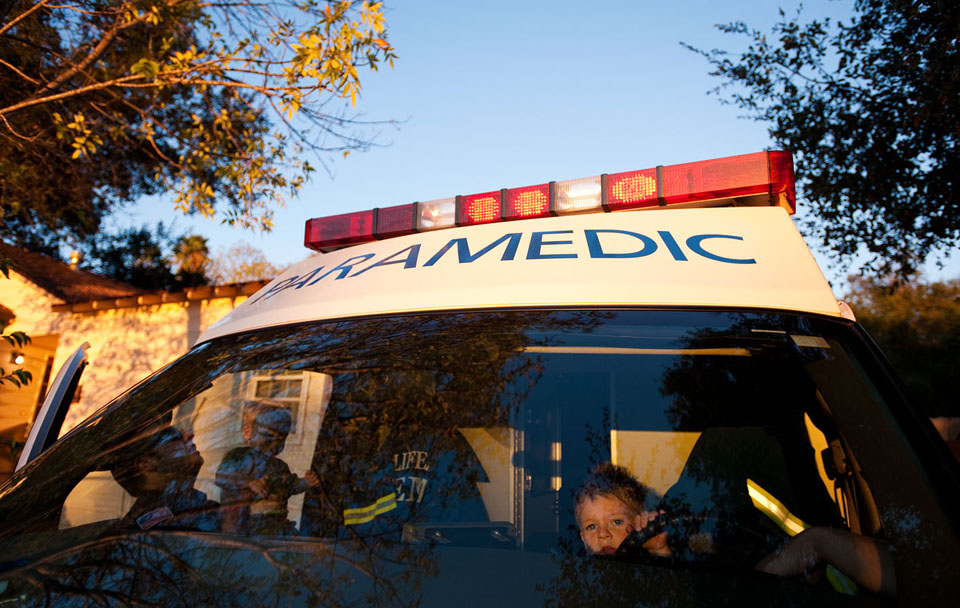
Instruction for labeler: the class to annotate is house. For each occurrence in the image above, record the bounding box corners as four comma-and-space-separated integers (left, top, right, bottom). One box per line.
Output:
0, 243, 268, 480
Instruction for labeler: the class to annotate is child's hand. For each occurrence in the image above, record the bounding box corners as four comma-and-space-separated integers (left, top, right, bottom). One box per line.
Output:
636, 510, 672, 557
246, 478, 269, 499
638, 509, 664, 529
304, 470, 320, 488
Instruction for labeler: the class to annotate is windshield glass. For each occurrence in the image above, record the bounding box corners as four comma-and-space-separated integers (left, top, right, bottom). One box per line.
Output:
0, 310, 954, 606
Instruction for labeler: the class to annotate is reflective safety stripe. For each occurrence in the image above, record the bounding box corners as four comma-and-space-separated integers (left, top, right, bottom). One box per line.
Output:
343, 492, 398, 525
826, 564, 860, 595
746, 478, 858, 595
746, 478, 809, 536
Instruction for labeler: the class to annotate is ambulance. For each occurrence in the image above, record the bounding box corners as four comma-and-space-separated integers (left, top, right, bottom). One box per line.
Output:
1, 151, 958, 606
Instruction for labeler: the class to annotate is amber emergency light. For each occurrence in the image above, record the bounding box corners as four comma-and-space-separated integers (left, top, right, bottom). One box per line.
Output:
304, 151, 795, 252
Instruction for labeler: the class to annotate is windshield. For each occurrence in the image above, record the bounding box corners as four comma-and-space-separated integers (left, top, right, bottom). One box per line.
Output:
0, 310, 955, 606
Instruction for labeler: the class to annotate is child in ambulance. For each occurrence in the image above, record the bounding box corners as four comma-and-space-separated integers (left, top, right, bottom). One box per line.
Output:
575, 462, 670, 556
575, 463, 896, 596
216, 400, 319, 535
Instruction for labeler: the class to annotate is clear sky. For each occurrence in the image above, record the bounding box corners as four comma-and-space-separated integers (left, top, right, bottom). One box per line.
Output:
108, 0, 956, 289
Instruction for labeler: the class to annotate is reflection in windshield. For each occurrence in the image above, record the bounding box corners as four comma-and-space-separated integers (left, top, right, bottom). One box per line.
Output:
0, 310, 945, 606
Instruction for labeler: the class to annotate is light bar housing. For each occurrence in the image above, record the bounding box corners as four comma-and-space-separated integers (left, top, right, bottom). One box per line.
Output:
305, 151, 795, 252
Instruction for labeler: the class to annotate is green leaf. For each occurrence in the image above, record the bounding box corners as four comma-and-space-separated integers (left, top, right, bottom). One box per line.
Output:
1, 332, 31, 348
130, 58, 160, 79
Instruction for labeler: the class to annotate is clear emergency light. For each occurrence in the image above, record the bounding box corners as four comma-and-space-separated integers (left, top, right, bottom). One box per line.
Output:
305, 151, 795, 252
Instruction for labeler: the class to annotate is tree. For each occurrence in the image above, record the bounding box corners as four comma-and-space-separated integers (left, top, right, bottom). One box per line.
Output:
687, 0, 959, 278
0, 1, 396, 254
844, 275, 960, 416
80, 224, 210, 290
207, 242, 281, 284
171, 234, 210, 287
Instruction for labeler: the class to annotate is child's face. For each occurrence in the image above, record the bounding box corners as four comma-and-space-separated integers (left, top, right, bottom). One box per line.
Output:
245, 419, 289, 456
578, 494, 644, 555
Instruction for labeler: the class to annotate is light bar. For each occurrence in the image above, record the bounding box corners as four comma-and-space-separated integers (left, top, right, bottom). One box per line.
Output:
304, 151, 796, 251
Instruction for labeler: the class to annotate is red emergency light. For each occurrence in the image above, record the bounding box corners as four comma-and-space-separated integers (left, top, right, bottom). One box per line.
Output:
505, 184, 552, 220
304, 150, 796, 252
374, 203, 417, 239
604, 168, 659, 210
458, 191, 502, 225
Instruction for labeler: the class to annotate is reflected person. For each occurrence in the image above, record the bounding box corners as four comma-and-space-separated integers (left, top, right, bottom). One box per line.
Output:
111, 425, 220, 532
216, 400, 319, 535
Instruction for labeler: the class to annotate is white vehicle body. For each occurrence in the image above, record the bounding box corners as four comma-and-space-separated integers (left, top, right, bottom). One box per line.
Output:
203, 206, 840, 344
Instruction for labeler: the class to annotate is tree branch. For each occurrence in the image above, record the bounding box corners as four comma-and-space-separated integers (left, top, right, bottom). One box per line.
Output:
0, 57, 40, 84
0, 0, 49, 37
34, 6, 144, 95
0, 73, 144, 116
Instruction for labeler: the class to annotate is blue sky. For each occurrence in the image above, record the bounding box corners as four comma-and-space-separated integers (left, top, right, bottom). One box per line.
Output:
110, 0, 956, 289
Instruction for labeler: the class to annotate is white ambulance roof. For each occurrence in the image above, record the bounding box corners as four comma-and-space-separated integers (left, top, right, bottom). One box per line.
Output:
199, 206, 841, 343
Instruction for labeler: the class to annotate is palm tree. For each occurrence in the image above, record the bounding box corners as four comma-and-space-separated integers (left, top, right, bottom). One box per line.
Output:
172, 235, 210, 287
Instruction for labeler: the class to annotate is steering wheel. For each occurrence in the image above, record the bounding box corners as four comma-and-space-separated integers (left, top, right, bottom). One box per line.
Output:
616, 512, 731, 560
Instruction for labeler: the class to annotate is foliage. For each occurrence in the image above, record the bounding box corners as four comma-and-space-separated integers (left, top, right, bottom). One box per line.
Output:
0, 328, 32, 388
0, 0, 396, 252
844, 275, 960, 416
171, 234, 210, 286
686, 0, 959, 278
5, 436, 23, 464
0, 254, 31, 388
207, 242, 281, 284
80, 224, 210, 290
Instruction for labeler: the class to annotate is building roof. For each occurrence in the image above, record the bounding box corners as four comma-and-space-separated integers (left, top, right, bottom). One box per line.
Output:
50, 281, 272, 313
0, 242, 271, 312
0, 242, 144, 304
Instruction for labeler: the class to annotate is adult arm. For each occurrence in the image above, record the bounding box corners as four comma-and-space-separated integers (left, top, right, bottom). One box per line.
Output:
756, 527, 896, 596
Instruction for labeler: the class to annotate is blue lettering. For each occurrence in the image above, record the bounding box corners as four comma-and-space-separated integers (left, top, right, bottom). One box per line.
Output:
424, 233, 521, 266
351, 244, 421, 277
286, 266, 325, 289
586, 229, 657, 258
249, 274, 303, 304
527, 231, 577, 260
657, 231, 688, 261
307, 254, 376, 284
686, 234, 756, 264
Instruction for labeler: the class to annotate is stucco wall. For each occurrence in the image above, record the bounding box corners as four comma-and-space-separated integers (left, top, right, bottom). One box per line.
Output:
55, 296, 248, 432
1, 269, 63, 334
1, 270, 249, 434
